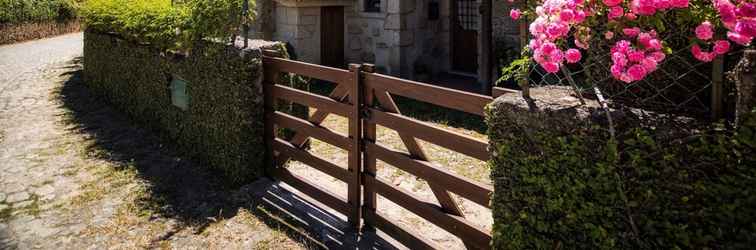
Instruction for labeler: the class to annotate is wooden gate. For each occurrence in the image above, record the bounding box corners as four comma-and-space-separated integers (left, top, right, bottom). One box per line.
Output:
262, 52, 505, 249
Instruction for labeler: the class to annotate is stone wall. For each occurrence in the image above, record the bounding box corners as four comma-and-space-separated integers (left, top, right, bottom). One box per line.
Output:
345, 0, 453, 78
273, 5, 322, 63
492, 0, 522, 67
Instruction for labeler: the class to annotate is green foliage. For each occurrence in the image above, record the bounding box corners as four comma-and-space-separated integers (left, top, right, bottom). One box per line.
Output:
496, 48, 532, 85
487, 102, 756, 249
82, 31, 274, 185
0, 0, 80, 24
80, 0, 254, 50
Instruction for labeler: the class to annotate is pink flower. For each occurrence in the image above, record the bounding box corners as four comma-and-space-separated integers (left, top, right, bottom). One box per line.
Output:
609, 6, 624, 19
647, 39, 662, 50
560, 9, 575, 22
565, 49, 582, 63
641, 58, 658, 71
650, 51, 666, 62
737, 3, 756, 18
631, 0, 657, 15
623, 27, 641, 37
627, 64, 648, 80
716, 0, 737, 25
605, 31, 615, 40
625, 12, 638, 20
603, 0, 623, 7
510, 9, 521, 20
727, 31, 753, 45
628, 50, 645, 62
735, 19, 756, 37
542, 62, 560, 73
670, 0, 688, 8
574, 10, 587, 23
713, 40, 730, 55
612, 52, 628, 67
691, 44, 715, 62
695, 21, 714, 41
611, 64, 623, 77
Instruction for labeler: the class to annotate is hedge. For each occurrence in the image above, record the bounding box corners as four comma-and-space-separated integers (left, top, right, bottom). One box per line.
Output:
83, 31, 280, 185
0, 0, 79, 24
79, 0, 254, 50
487, 92, 756, 249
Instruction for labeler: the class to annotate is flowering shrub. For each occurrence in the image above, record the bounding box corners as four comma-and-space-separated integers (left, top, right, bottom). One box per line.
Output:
508, 0, 754, 83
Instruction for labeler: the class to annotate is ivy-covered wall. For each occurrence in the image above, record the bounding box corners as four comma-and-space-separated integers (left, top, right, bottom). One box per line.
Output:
83, 31, 276, 185
487, 90, 756, 249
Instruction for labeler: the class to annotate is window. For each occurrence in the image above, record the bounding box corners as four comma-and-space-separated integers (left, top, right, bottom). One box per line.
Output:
365, 0, 380, 12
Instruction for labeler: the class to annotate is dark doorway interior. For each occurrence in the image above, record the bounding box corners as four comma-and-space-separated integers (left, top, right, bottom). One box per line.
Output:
451, 0, 478, 74
320, 6, 345, 68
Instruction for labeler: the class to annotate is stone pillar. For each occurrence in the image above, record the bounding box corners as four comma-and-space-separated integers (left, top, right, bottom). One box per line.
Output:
733, 49, 756, 126
385, 0, 417, 78
272, 4, 321, 64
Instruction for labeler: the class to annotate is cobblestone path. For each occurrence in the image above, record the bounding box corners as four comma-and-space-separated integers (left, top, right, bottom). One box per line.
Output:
0, 34, 316, 249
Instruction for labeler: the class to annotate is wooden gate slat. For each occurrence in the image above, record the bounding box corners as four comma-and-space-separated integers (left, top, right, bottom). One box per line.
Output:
273, 138, 350, 183
366, 142, 492, 208
368, 108, 490, 161
364, 73, 493, 116
373, 91, 465, 217
365, 175, 492, 249
263, 56, 350, 83
273, 167, 350, 215
274, 111, 352, 150
272, 84, 353, 117
363, 208, 439, 250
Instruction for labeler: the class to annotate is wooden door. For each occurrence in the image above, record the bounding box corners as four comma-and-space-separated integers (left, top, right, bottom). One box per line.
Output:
452, 0, 478, 73
321, 6, 345, 68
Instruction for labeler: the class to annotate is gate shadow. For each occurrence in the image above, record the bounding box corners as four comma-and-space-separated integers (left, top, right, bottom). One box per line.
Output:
56, 59, 399, 249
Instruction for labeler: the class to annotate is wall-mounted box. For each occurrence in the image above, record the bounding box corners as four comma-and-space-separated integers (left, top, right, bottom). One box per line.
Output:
170, 76, 189, 111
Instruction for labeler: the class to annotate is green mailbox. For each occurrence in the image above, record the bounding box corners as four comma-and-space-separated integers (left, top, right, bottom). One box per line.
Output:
170, 76, 189, 111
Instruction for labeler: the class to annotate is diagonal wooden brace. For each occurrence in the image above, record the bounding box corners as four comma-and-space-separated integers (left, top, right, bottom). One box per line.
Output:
373, 91, 464, 217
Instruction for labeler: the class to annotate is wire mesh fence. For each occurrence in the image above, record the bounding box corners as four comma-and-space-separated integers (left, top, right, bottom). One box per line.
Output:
516, 22, 746, 120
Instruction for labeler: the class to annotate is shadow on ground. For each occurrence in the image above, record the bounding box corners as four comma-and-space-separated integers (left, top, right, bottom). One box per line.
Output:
56, 59, 398, 249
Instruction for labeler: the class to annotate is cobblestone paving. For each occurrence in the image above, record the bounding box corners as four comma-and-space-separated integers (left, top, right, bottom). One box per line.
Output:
0, 34, 315, 250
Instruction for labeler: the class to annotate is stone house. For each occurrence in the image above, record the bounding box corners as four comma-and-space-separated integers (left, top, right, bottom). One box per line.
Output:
253, 0, 521, 93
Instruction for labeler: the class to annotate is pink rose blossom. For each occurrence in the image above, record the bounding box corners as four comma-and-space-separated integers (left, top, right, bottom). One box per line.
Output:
727, 31, 753, 45
565, 49, 582, 63
560, 9, 575, 22
695, 21, 714, 41
735, 19, 756, 37
691, 44, 715, 62
603, 0, 623, 7
650, 52, 666, 62
609, 6, 624, 19
627, 64, 648, 80
713, 40, 730, 55
542, 62, 560, 73
670, 0, 688, 8
641, 58, 658, 71
605, 31, 615, 39
623, 27, 641, 37
510, 9, 521, 20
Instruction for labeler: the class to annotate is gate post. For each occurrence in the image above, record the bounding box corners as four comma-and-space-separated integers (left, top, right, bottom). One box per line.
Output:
262, 50, 283, 176
347, 64, 364, 229
361, 64, 378, 231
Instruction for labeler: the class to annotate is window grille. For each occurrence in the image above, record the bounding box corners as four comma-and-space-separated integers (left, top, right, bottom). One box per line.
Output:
456, 0, 479, 31
365, 0, 380, 12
